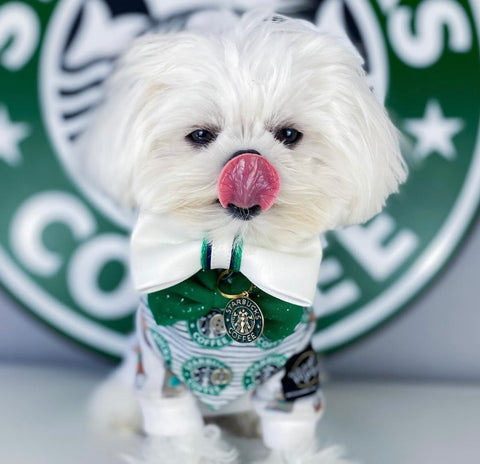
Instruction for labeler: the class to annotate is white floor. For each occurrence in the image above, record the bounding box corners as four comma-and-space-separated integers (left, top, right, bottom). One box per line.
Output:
1, 365, 479, 464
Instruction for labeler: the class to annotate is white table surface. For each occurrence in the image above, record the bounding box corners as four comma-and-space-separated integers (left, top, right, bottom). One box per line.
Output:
1, 364, 479, 464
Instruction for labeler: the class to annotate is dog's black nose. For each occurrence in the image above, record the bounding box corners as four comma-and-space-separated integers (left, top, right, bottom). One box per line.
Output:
228, 149, 261, 162
227, 204, 261, 221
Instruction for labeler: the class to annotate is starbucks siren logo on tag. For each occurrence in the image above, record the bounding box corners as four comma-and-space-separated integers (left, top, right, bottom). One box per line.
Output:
0, 0, 479, 357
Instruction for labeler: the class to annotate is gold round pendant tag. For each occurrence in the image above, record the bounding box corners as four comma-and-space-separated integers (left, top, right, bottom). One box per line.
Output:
224, 297, 264, 344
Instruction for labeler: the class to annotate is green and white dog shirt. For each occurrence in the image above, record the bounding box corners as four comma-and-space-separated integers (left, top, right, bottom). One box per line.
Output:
139, 294, 315, 410
130, 212, 323, 410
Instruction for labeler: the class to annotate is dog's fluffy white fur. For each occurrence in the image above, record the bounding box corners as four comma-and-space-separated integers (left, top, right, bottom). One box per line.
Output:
84, 12, 405, 464
83, 13, 405, 251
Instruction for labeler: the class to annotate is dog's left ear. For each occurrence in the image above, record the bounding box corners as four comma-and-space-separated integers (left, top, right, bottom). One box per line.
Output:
299, 32, 408, 227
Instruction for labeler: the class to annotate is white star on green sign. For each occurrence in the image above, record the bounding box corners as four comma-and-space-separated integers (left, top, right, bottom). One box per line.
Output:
0, 105, 30, 166
404, 99, 465, 161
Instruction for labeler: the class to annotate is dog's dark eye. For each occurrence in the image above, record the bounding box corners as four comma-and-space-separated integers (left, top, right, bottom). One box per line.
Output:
187, 129, 216, 146
275, 128, 302, 146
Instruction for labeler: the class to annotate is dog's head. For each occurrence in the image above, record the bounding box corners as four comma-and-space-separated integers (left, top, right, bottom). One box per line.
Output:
83, 15, 406, 251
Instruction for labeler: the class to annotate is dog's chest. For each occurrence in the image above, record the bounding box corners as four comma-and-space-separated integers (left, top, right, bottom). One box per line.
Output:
140, 296, 313, 410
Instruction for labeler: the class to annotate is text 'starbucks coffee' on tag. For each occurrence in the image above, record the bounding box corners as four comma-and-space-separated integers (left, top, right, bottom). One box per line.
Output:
0, 0, 479, 358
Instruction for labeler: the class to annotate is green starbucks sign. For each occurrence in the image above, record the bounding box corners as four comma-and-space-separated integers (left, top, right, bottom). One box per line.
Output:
0, 0, 478, 358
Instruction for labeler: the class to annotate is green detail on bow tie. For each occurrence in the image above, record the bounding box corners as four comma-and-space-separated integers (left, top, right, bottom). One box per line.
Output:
147, 269, 304, 341
201, 239, 210, 270
230, 237, 243, 272
200, 237, 243, 271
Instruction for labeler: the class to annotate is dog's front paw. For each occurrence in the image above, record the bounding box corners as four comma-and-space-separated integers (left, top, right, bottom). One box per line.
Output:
255, 445, 356, 464
122, 424, 238, 464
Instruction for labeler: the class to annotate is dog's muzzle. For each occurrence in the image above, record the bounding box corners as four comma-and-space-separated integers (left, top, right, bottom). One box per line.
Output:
218, 152, 280, 220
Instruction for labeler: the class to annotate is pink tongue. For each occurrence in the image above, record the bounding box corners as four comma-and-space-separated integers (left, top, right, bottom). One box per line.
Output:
218, 153, 280, 211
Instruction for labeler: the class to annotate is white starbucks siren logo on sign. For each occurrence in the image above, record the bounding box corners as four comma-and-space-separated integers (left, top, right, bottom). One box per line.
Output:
0, 0, 478, 358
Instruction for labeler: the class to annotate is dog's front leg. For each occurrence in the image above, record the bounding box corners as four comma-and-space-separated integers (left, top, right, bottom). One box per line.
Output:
125, 310, 237, 464
133, 386, 231, 464
252, 368, 355, 464
137, 387, 203, 436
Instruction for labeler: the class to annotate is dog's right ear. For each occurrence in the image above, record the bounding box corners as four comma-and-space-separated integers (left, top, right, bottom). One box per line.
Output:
79, 33, 190, 208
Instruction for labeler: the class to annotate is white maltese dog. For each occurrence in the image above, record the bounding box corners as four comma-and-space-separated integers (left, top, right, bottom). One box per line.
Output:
84, 12, 406, 464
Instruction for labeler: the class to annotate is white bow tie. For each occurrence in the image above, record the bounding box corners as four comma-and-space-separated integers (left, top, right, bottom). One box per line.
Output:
130, 213, 322, 307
